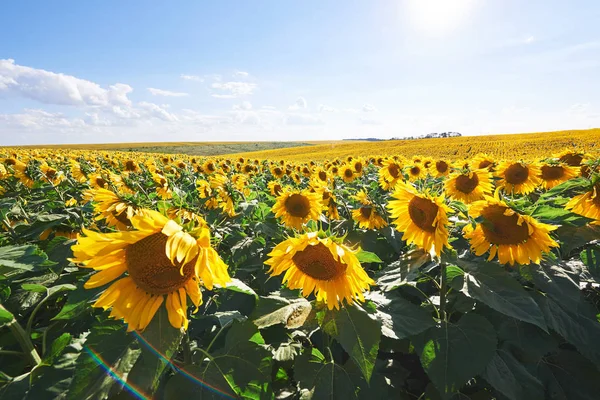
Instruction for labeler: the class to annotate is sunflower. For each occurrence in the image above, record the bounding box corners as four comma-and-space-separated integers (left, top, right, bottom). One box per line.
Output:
555, 148, 588, 167
538, 163, 578, 189
406, 164, 425, 182
350, 190, 371, 205
339, 164, 356, 183
202, 159, 218, 175
353, 159, 364, 175
264, 231, 374, 310
87, 188, 138, 230
273, 189, 322, 229
565, 182, 600, 224
313, 167, 329, 185
444, 169, 493, 204
69, 160, 87, 183
433, 160, 450, 177
268, 181, 284, 197
464, 196, 559, 265
152, 173, 172, 199
167, 207, 206, 227
378, 159, 403, 190
71, 210, 230, 331
89, 173, 110, 190
495, 161, 541, 195
197, 179, 212, 198
271, 165, 286, 179
387, 182, 451, 256
352, 206, 387, 230
123, 159, 140, 174
40, 163, 65, 185
471, 154, 496, 171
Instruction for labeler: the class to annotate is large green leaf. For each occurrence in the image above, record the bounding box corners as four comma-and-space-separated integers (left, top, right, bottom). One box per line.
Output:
253, 298, 312, 330
482, 348, 544, 400
355, 249, 383, 264
0, 245, 49, 277
526, 262, 582, 309
538, 349, 600, 400
294, 348, 357, 399
126, 307, 184, 396
412, 313, 497, 399
459, 260, 547, 332
368, 290, 435, 340
581, 244, 600, 281
319, 304, 381, 382
376, 249, 436, 291
164, 320, 272, 399
67, 319, 137, 400
556, 224, 600, 256
534, 292, 600, 368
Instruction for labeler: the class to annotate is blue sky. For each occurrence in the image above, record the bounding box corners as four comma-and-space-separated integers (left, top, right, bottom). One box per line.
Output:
1, 0, 599, 145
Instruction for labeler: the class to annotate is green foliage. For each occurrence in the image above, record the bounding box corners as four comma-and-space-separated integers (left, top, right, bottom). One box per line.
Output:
1, 152, 600, 400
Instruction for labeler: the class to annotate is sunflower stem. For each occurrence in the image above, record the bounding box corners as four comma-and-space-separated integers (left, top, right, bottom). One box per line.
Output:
0, 304, 41, 367
182, 331, 192, 365
439, 262, 448, 322
206, 319, 234, 353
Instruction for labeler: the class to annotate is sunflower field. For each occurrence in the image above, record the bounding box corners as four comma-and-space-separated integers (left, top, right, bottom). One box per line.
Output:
1, 147, 600, 400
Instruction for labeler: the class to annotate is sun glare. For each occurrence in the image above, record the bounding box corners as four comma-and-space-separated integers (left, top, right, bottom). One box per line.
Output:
405, 0, 477, 35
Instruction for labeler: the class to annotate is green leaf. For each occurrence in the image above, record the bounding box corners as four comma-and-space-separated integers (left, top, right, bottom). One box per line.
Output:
582, 245, 600, 281
355, 249, 383, 264
459, 260, 547, 332
527, 262, 581, 310
376, 249, 436, 291
165, 320, 272, 399
252, 294, 312, 329
0, 307, 13, 326
556, 224, 600, 256
534, 292, 600, 368
21, 283, 47, 293
320, 304, 381, 382
538, 349, 600, 400
126, 306, 184, 396
368, 290, 435, 340
482, 349, 544, 400
294, 348, 357, 399
0, 245, 49, 277
43, 333, 72, 364
67, 319, 136, 400
52, 284, 100, 321
538, 177, 590, 202
412, 313, 497, 398
223, 278, 258, 299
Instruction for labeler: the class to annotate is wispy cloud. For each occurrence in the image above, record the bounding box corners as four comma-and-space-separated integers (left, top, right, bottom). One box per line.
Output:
180, 74, 204, 82
211, 81, 257, 98
147, 87, 189, 97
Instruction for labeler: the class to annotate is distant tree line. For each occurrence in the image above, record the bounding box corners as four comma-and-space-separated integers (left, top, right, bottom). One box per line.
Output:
344, 132, 462, 141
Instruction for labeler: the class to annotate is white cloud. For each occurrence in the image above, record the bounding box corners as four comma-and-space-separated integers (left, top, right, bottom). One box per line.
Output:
147, 87, 189, 97
285, 113, 324, 126
318, 104, 336, 113
362, 104, 377, 112
524, 35, 535, 44
568, 103, 591, 114
137, 102, 179, 122
288, 97, 308, 111
0, 59, 132, 107
233, 70, 249, 78
211, 81, 257, 98
359, 117, 382, 125
233, 101, 253, 110
180, 74, 204, 82
0, 109, 85, 130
